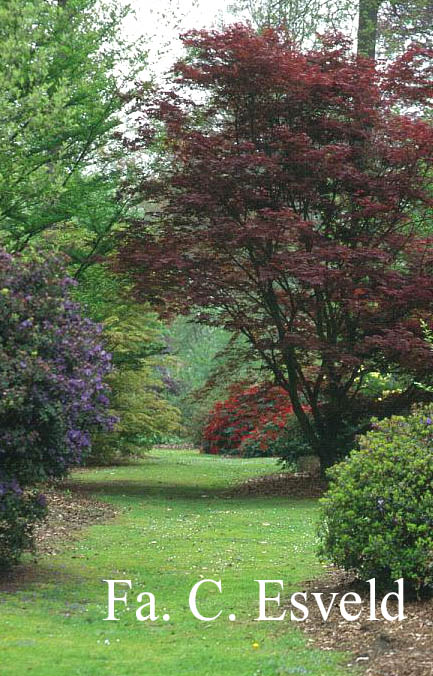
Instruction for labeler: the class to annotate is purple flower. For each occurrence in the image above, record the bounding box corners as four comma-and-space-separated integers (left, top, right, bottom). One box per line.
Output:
10, 479, 23, 496
0, 249, 113, 490
61, 276, 78, 288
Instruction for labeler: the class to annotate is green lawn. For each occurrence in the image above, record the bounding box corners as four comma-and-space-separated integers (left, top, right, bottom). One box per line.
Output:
0, 449, 351, 675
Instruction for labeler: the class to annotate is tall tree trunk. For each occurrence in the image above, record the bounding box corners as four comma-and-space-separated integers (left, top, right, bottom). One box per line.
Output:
357, 0, 381, 58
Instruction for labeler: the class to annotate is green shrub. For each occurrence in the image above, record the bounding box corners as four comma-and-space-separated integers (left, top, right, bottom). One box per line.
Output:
318, 405, 433, 592
88, 366, 182, 465
76, 268, 182, 465
0, 485, 47, 570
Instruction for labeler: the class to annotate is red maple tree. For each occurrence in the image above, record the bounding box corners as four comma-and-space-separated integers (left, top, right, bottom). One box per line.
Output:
118, 25, 433, 468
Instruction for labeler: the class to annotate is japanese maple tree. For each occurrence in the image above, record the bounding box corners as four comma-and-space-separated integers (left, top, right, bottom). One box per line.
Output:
118, 25, 433, 468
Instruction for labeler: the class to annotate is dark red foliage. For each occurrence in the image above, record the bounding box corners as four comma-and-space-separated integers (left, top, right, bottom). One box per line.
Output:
117, 25, 433, 467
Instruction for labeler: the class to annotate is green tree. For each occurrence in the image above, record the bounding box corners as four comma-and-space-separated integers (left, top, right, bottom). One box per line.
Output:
0, 0, 145, 256
165, 316, 265, 444
75, 266, 181, 463
357, 0, 381, 57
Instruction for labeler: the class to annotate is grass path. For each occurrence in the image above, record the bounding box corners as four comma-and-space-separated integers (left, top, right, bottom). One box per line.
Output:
0, 449, 350, 675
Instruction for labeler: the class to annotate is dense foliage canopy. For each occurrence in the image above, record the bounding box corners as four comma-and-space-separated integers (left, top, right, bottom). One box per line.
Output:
73, 265, 182, 462
117, 25, 433, 467
0, 0, 144, 268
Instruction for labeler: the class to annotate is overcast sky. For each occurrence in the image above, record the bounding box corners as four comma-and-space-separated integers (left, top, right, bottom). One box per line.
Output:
120, 1, 358, 79
121, 0, 237, 77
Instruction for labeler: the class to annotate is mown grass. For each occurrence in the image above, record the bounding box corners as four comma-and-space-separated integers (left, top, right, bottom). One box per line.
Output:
0, 449, 350, 675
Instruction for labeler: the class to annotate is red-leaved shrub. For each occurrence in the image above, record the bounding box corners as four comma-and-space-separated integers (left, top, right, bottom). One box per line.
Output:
202, 382, 305, 457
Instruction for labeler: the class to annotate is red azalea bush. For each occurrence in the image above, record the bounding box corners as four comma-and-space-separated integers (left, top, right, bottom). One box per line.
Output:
202, 382, 308, 458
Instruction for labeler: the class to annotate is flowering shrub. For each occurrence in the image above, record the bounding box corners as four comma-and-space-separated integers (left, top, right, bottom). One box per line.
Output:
0, 251, 114, 566
202, 382, 307, 457
318, 405, 433, 592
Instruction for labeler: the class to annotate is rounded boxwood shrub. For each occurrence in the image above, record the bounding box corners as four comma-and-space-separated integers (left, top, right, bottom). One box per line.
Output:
0, 250, 114, 567
318, 406, 433, 592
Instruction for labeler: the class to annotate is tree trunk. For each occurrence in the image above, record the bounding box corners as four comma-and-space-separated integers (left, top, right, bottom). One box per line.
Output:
357, 0, 381, 59
316, 439, 340, 476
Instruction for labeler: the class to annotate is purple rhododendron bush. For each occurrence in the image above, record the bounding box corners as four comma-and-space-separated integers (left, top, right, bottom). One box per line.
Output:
0, 251, 114, 567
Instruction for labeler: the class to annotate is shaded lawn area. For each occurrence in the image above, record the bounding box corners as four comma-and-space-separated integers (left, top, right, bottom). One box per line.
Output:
0, 449, 351, 675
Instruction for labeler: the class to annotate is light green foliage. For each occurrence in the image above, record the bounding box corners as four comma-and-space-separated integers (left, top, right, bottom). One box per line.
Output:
378, 0, 433, 55
90, 367, 181, 463
419, 318, 433, 360
100, 297, 166, 370
358, 370, 402, 398
47, 173, 135, 279
0, 0, 145, 257
166, 316, 262, 444
75, 266, 181, 463
0, 449, 350, 675
318, 405, 433, 591
165, 317, 231, 442
167, 316, 231, 393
